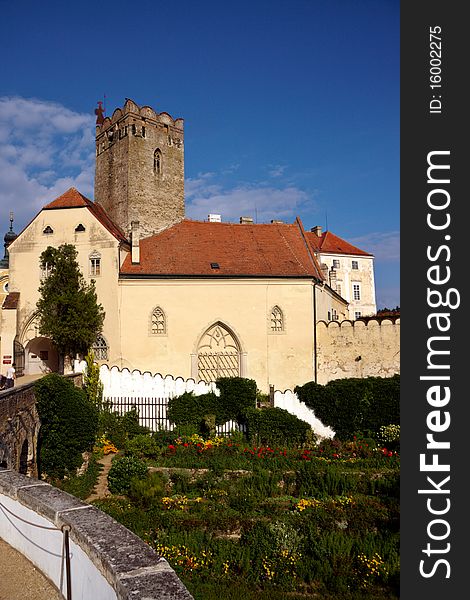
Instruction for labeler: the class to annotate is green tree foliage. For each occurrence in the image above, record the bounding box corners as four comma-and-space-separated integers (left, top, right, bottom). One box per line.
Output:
83, 350, 103, 408
35, 373, 99, 479
36, 244, 105, 370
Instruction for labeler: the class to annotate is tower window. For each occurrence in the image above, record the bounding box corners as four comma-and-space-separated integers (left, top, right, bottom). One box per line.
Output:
353, 283, 361, 300
154, 149, 162, 175
142, 126, 146, 137
332, 259, 340, 269
352, 260, 359, 270
131, 124, 136, 135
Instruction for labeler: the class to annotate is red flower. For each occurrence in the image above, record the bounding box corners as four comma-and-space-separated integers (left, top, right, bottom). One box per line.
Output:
183, 443, 189, 447
168, 444, 175, 450
382, 448, 388, 455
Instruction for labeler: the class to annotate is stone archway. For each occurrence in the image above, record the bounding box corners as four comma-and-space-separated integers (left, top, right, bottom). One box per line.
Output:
24, 337, 59, 375
19, 440, 28, 475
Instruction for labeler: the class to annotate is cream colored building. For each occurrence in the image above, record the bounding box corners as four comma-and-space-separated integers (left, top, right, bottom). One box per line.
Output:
307, 226, 376, 319
1, 98, 385, 392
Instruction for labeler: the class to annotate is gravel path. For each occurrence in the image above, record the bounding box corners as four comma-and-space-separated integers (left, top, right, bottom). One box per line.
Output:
86, 451, 115, 502
0, 538, 62, 600
0, 451, 115, 598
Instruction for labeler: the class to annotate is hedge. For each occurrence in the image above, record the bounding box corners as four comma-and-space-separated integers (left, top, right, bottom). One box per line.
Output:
245, 407, 311, 447
167, 377, 257, 432
294, 375, 399, 439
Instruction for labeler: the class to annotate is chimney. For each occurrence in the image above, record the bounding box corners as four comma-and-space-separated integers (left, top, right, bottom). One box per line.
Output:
240, 216, 254, 224
311, 225, 322, 237
208, 214, 221, 223
131, 221, 140, 264
271, 219, 284, 224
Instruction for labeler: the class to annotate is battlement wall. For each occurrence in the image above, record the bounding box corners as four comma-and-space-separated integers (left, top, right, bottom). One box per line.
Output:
316, 317, 400, 384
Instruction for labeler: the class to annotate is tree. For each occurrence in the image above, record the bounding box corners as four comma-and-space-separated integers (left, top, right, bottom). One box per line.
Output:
36, 244, 105, 372
35, 373, 98, 479
83, 349, 104, 409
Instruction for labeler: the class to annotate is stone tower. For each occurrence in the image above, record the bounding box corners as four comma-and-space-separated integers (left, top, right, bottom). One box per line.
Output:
94, 98, 185, 239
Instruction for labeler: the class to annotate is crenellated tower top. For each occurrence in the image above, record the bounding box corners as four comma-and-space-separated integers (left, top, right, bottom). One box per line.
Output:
94, 98, 185, 239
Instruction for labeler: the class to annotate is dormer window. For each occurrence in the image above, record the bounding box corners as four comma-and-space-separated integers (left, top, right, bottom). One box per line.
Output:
43, 226, 53, 235
75, 223, 86, 232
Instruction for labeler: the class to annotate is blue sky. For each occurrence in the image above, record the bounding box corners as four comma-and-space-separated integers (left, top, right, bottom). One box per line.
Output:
0, 0, 399, 308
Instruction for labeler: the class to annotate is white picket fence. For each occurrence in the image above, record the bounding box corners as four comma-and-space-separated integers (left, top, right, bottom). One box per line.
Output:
74, 362, 334, 438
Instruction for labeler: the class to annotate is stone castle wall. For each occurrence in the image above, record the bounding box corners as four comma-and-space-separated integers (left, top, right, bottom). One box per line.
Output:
95, 99, 185, 239
316, 317, 400, 384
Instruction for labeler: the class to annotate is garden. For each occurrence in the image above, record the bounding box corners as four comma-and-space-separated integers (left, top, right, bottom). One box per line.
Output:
35, 367, 400, 600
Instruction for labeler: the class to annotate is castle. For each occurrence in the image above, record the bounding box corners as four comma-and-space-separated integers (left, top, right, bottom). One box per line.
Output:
0, 99, 399, 391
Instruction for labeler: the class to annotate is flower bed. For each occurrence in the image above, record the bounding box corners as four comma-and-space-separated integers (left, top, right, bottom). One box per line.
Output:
94, 432, 400, 599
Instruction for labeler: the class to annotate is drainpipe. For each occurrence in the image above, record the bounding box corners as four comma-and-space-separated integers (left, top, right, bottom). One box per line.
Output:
313, 281, 318, 383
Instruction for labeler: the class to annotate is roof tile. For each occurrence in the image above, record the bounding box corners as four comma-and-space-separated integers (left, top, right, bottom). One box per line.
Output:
43, 188, 127, 242
307, 230, 372, 256
121, 219, 324, 278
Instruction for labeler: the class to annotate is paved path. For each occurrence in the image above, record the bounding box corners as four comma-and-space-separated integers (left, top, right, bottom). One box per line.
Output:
0, 538, 62, 600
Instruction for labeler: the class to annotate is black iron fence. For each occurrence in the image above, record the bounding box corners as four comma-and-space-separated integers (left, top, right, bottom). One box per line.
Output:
105, 395, 244, 436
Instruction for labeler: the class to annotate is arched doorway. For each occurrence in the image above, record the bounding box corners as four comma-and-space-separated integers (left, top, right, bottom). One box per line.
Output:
196, 322, 242, 382
24, 337, 59, 374
19, 439, 28, 475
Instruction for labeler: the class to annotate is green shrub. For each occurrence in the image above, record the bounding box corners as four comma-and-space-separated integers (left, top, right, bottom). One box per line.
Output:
167, 391, 221, 428
99, 407, 149, 448
83, 350, 103, 408
128, 471, 167, 508
215, 377, 257, 421
295, 375, 400, 439
107, 455, 148, 495
35, 373, 98, 479
245, 407, 310, 447
167, 378, 257, 435
125, 433, 161, 458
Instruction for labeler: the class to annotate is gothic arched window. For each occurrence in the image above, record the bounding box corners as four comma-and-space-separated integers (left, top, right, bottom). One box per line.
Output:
92, 334, 108, 360
150, 306, 166, 335
197, 322, 240, 382
154, 148, 162, 175
270, 306, 284, 332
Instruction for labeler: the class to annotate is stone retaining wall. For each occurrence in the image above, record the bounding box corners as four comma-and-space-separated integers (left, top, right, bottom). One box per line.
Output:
0, 468, 193, 599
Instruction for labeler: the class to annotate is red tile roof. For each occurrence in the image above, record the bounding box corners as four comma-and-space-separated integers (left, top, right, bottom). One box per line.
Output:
307, 230, 372, 257
43, 188, 127, 242
121, 219, 324, 278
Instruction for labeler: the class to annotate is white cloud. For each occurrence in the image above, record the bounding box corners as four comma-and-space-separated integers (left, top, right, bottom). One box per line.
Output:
0, 96, 95, 232
0, 97, 315, 234
350, 231, 400, 262
268, 164, 287, 178
186, 172, 314, 223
